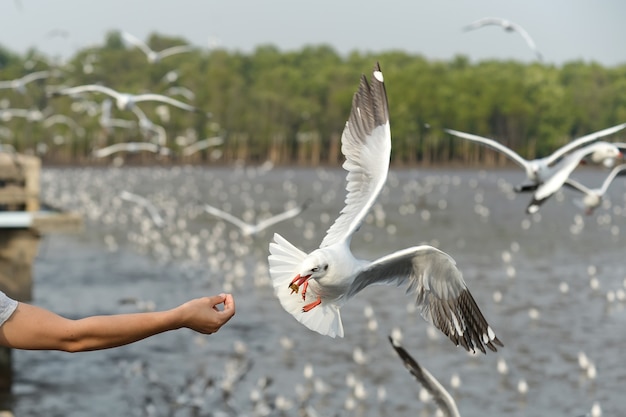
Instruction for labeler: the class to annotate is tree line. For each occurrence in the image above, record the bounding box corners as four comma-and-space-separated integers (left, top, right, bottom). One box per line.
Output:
1, 30, 625, 167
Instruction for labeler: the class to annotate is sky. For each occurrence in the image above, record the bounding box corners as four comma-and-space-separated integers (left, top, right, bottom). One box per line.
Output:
1, 0, 626, 67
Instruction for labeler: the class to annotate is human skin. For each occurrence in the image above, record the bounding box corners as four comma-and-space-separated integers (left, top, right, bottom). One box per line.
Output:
0, 293, 235, 352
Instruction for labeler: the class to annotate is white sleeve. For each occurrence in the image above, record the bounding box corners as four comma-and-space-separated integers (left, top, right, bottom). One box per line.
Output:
0, 291, 18, 326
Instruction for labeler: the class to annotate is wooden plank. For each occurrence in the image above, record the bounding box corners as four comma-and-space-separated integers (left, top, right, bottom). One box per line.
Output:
32, 211, 83, 233
0, 153, 40, 211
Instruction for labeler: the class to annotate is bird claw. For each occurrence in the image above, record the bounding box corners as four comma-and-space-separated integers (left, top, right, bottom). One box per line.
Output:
302, 298, 322, 312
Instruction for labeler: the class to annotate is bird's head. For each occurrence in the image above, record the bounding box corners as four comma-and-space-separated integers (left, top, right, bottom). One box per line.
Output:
589, 142, 621, 165
527, 161, 542, 181
292, 251, 329, 286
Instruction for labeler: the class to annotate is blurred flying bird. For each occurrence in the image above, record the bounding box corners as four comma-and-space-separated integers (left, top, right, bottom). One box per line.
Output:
444, 123, 626, 192
526, 141, 623, 213
463, 17, 543, 61
182, 136, 224, 156
203, 198, 312, 237
0, 70, 53, 94
99, 99, 137, 130
92, 142, 171, 158
119, 190, 166, 228
122, 31, 195, 64
49, 84, 202, 113
563, 163, 626, 215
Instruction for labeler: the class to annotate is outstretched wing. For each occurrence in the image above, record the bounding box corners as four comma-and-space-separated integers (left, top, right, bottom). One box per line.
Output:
600, 163, 626, 194
255, 199, 313, 233
320, 62, 391, 248
133, 93, 199, 112
182, 136, 224, 156
119, 190, 165, 228
388, 336, 461, 417
462, 17, 507, 31
50, 84, 121, 101
122, 31, 154, 58
158, 45, 195, 59
562, 178, 592, 195
203, 203, 253, 234
346, 246, 502, 354
444, 128, 530, 171
545, 122, 626, 167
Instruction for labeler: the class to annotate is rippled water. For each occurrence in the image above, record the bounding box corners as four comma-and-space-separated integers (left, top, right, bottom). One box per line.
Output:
3, 165, 626, 417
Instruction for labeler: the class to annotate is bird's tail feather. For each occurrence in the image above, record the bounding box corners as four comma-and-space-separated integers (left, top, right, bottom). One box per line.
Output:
268, 233, 344, 338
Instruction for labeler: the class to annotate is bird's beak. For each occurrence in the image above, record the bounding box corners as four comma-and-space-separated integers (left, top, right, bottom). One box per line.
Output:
289, 274, 310, 293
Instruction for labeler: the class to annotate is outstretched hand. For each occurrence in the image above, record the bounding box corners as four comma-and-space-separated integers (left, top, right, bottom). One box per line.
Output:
177, 293, 236, 334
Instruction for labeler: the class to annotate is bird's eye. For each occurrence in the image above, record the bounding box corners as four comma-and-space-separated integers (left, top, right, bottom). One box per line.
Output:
311, 267, 319, 272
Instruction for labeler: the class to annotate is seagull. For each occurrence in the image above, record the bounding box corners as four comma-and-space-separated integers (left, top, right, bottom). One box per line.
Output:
526, 141, 623, 213
119, 190, 165, 228
388, 336, 460, 417
42, 114, 85, 136
122, 31, 195, 64
0, 108, 45, 122
444, 124, 626, 192
268, 63, 502, 354
182, 136, 224, 156
0, 70, 53, 93
463, 17, 543, 61
130, 106, 167, 146
203, 199, 312, 237
563, 163, 626, 215
49, 84, 201, 113
92, 142, 171, 158
99, 99, 137, 130
583, 141, 626, 168
165, 86, 196, 101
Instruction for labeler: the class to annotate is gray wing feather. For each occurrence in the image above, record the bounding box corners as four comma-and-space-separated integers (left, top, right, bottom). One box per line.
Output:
347, 246, 502, 353
320, 63, 391, 248
389, 337, 461, 417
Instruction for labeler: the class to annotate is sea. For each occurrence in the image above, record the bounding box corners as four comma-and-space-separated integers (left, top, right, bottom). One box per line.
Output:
2, 164, 625, 417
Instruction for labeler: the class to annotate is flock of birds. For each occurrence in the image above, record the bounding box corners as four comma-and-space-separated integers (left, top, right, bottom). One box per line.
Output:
0, 30, 220, 162
3, 16, 625, 417
0, 15, 546, 163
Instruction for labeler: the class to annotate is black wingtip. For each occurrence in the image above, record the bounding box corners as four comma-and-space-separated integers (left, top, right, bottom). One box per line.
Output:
348, 62, 390, 138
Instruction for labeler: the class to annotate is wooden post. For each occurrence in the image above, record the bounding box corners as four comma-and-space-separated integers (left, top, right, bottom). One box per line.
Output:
0, 153, 42, 391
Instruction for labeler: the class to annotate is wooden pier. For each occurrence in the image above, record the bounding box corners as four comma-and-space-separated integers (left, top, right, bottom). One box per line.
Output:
0, 152, 82, 391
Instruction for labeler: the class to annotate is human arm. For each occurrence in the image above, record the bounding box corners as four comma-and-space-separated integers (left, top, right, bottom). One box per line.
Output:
0, 293, 235, 352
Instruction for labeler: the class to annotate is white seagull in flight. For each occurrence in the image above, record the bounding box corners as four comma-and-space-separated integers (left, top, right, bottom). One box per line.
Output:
182, 136, 224, 156
49, 84, 201, 113
389, 336, 460, 417
563, 163, 626, 215
444, 123, 626, 192
203, 199, 312, 237
92, 142, 170, 158
526, 141, 623, 213
119, 190, 166, 228
0, 70, 53, 93
463, 17, 543, 61
122, 31, 195, 64
268, 63, 502, 353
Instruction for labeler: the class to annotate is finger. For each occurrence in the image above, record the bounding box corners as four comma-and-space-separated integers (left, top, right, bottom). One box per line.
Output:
207, 294, 226, 307
223, 294, 235, 311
